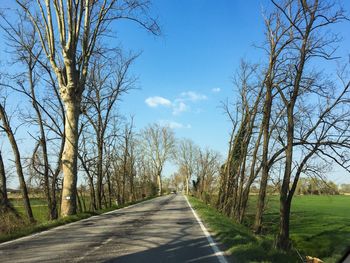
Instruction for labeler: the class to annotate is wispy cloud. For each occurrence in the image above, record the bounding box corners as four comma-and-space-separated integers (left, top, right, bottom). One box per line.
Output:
145, 96, 172, 107
172, 101, 189, 115
180, 91, 207, 102
159, 120, 191, 129
211, 88, 221, 93
145, 91, 207, 116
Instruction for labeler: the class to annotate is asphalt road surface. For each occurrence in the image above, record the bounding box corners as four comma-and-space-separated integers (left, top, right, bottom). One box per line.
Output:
0, 194, 227, 263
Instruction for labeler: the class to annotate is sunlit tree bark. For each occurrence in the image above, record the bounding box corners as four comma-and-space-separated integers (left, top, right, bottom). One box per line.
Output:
16, 0, 160, 216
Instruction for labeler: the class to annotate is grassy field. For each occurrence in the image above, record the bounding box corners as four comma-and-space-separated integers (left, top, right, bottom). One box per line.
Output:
11, 197, 50, 223
188, 195, 350, 263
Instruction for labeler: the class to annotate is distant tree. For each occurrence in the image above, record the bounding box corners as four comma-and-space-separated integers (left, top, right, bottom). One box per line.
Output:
175, 138, 199, 195
141, 124, 175, 196
170, 172, 183, 192
196, 148, 220, 204
80, 52, 137, 209
340, 184, 350, 193
116, 117, 137, 204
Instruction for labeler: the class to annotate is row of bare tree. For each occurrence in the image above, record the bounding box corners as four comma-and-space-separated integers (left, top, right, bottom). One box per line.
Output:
172, 139, 221, 198
1, 0, 349, 255
215, 0, 350, 251
0, 0, 162, 222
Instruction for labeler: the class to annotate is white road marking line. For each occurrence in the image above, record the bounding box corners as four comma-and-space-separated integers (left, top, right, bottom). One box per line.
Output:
185, 195, 229, 263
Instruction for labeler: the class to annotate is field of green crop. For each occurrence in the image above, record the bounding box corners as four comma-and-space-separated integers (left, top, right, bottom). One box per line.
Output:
188, 195, 350, 263
245, 195, 350, 261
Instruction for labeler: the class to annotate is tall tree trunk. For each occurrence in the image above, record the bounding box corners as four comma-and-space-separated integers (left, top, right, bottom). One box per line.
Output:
254, 79, 272, 233
89, 177, 97, 211
0, 105, 34, 222
276, 195, 292, 250
96, 138, 103, 209
76, 190, 83, 213
28, 65, 53, 220
234, 154, 246, 220
186, 175, 189, 195
238, 124, 263, 223
157, 171, 162, 196
122, 156, 127, 204
276, 143, 318, 250
0, 151, 20, 217
276, 14, 310, 247
216, 165, 227, 211
106, 170, 112, 207
129, 169, 135, 202
276, 105, 294, 248
60, 100, 80, 216
50, 138, 64, 219
0, 151, 8, 205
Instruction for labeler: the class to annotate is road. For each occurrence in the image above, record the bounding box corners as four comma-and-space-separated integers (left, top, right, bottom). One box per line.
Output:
0, 194, 227, 263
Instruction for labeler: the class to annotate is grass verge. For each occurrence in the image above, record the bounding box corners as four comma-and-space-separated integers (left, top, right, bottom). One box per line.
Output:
187, 196, 299, 263
0, 195, 157, 244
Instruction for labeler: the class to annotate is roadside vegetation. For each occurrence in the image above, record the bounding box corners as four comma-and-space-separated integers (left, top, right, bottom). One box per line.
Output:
189, 195, 350, 262
0, 0, 350, 262
0, 194, 157, 243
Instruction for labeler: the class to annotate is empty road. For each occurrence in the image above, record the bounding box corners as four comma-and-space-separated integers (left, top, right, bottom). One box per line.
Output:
0, 194, 227, 262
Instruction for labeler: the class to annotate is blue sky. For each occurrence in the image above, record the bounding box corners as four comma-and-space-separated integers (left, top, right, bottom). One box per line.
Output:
113, 0, 350, 182
1, 1, 350, 185
116, 0, 268, 152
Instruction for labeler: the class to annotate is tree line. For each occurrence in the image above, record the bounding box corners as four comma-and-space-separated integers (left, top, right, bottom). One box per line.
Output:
213, 0, 350, 252
0, 0, 162, 222
0, 0, 221, 228
1, 0, 349, 255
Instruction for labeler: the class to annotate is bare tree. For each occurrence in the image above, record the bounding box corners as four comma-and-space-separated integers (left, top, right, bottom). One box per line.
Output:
81, 52, 137, 209
119, 117, 137, 204
141, 123, 175, 196
175, 138, 199, 195
16, 0, 160, 216
0, 150, 21, 222
217, 61, 263, 218
0, 100, 34, 222
254, 8, 293, 233
0, 15, 67, 219
195, 148, 220, 203
268, 0, 348, 250
134, 142, 158, 197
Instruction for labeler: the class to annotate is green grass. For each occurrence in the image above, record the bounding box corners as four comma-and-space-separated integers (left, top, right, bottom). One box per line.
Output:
10, 197, 47, 207
245, 195, 350, 262
11, 196, 96, 223
0, 211, 99, 243
188, 195, 350, 263
1, 195, 157, 244
188, 196, 299, 263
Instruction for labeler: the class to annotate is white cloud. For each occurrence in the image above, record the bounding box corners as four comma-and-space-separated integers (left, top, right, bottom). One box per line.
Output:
159, 120, 191, 129
172, 101, 189, 115
145, 96, 172, 107
180, 91, 207, 102
211, 88, 221, 93
145, 91, 207, 116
